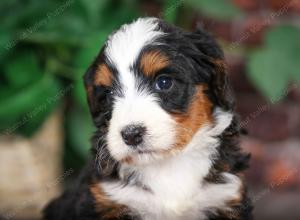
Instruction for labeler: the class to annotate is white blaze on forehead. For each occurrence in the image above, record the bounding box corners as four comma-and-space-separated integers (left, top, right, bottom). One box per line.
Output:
105, 18, 175, 162
105, 17, 164, 116
105, 17, 163, 72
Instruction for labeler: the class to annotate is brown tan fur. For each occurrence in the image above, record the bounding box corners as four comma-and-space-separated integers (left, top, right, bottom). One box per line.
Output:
94, 64, 113, 87
213, 59, 227, 74
228, 178, 245, 206
172, 85, 213, 150
90, 184, 129, 219
221, 177, 247, 220
140, 50, 169, 77
120, 156, 134, 164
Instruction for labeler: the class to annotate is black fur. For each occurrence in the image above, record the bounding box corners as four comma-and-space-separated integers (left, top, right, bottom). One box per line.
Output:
43, 163, 101, 220
44, 18, 252, 220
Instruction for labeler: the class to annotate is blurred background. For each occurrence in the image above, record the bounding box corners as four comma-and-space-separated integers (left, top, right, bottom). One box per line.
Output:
0, 0, 299, 220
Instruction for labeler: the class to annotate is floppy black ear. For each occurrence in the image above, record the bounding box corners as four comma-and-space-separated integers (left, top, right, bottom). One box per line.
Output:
83, 48, 110, 127
210, 59, 235, 111
187, 27, 234, 111
83, 62, 99, 116
187, 27, 224, 60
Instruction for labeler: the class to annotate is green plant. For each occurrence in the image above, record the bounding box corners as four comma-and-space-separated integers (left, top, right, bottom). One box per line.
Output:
0, 0, 140, 167
2, 0, 298, 168
247, 25, 300, 101
187, 0, 242, 20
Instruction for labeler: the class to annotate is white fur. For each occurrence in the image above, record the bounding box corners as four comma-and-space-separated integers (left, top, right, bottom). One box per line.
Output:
103, 18, 240, 219
102, 109, 241, 220
105, 17, 163, 71
107, 90, 177, 163
106, 18, 176, 164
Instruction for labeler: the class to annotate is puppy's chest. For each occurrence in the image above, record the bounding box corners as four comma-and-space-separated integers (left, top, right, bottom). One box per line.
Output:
103, 169, 205, 220
100, 156, 241, 220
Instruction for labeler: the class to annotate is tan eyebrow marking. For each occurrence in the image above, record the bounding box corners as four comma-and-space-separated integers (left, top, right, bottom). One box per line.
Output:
94, 64, 113, 86
140, 50, 169, 77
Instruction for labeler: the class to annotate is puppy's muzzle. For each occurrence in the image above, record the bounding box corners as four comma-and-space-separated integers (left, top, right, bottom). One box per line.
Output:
121, 124, 146, 147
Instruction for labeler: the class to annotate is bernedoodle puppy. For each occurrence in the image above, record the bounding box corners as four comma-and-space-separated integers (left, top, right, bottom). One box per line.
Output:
44, 17, 252, 220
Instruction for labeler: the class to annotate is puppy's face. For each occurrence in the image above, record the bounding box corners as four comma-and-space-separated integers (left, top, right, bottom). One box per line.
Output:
84, 18, 230, 165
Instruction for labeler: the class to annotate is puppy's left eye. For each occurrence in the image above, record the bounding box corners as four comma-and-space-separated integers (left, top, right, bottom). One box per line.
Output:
105, 88, 114, 96
155, 76, 173, 91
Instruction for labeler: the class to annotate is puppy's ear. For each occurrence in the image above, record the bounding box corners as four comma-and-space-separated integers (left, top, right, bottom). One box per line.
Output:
210, 59, 235, 111
187, 27, 234, 110
187, 27, 224, 60
83, 48, 108, 126
83, 63, 98, 117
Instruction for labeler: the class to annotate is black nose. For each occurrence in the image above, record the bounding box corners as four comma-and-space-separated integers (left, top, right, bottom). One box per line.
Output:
121, 125, 146, 147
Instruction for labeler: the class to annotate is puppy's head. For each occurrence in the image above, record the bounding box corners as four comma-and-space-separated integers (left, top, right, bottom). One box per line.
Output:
84, 18, 233, 165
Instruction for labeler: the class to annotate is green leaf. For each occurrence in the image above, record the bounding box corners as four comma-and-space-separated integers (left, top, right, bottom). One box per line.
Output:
0, 75, 61, 136
74, 78, 88, 108
73, 31, 110, 106
265, 25, 300, 52
75, 31, 108, 74
163, 0, 181, 23
187, 0, 242, 20
0, 1, 56, 30
24, 31, 85, 46
67, 107, 94, 159
0, 33, 11, 63
290, 46, 300, 84
264, 25, 300, 80
247, 25, 300, 101
247, 49, 290, 102
4, 51, 42, 88
78, 0, 111, 28
98, 1, 139, 31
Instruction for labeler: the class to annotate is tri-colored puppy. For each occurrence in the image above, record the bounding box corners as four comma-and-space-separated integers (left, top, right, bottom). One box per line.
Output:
44, 17, 252, 220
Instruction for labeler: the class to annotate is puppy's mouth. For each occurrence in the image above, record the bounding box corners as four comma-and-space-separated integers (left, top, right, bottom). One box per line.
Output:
136, 149, 159, 155
119, 147, 174, 165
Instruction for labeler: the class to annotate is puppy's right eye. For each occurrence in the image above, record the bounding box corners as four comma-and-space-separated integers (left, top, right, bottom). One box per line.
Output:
155, 75, 173, 91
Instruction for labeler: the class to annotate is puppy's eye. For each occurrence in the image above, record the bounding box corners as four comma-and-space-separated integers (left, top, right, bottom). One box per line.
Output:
105, 88, 114, 96
155, 76, 173, 91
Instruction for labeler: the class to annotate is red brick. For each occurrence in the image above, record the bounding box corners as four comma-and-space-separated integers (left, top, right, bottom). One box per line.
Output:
241, 137, 264, 159
267, 160, 299, 190
287, 103, 300, 138
140, 0, 162, 17
288, 84, 300, 102
232, 0, 260, 11
234, 14, 271, 46
266, 0, 299, 12
194, 16, 233, 42
242, 138, 269, 186
236, 94, 267, 123
291, 0, 300, 13
237, 96, 290, 141
225, 54, 258, 93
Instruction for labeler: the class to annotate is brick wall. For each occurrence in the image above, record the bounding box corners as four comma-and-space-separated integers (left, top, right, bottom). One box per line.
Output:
193, 1, 300, 219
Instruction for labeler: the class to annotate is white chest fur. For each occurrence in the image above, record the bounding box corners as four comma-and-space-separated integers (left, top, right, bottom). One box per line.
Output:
101, 110, 241, 220
101, 151, 241, 220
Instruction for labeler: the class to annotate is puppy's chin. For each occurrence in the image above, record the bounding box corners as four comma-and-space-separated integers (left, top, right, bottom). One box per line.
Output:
109, 145, 180, 166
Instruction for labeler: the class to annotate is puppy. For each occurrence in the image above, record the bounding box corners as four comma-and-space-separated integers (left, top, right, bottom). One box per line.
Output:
44, 17, 252, 220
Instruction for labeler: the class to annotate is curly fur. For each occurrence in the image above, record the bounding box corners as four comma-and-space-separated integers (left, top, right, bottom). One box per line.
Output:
44, 17, 252, 220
